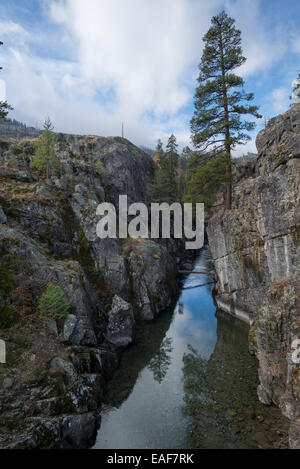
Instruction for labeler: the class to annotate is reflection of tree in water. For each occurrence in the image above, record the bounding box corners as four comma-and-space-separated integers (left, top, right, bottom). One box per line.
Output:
148, 337, 173, 384
103, 307, 177, 408
182, 311, 289, 449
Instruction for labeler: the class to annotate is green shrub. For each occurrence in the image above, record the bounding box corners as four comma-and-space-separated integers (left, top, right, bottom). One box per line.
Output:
30, 117, 59, 180
39, 283, 71, 320
0, 305, 18, 329
94, 159, 105, 175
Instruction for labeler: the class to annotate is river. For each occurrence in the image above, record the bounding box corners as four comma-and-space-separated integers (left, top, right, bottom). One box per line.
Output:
93, 246, 288, 449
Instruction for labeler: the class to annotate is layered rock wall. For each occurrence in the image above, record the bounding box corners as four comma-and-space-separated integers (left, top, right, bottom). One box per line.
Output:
207, 104, 300, 447
0, 133, 179, 448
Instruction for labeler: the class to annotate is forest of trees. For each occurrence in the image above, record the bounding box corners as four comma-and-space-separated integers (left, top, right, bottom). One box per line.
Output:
148, 134, 192, 204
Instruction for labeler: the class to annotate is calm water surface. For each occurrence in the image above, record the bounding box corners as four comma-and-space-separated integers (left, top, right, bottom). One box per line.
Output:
94, 246, 287, 449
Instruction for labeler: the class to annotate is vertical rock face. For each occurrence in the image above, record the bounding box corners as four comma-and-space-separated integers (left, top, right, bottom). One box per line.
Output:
0, 134, 180, 448
106, 295, 134, 348
207, 104, 300, 447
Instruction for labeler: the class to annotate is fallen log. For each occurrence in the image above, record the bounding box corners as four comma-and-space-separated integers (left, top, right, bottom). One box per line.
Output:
178, 270, 215, 275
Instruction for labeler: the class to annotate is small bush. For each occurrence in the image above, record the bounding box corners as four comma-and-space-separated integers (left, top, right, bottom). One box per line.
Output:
39, 283, 71, 320
0, 305, 18, 329
130, 150, 138, 159
94, 159, 105, 176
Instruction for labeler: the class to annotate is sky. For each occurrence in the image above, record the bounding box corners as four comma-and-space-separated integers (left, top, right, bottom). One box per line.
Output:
0, 0, 299, 155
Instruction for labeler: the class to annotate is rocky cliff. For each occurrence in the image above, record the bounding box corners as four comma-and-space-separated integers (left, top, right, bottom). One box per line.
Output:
0, 118, 41, 140
0, 133, 181, 448
207, 104, 300, 448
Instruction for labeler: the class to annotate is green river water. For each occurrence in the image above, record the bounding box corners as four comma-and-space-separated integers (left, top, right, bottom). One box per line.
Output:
94, 246, 288, 449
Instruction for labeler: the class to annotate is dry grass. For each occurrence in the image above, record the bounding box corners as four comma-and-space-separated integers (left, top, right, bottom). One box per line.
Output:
269, 278, 291, 297
121, 237, 147, 256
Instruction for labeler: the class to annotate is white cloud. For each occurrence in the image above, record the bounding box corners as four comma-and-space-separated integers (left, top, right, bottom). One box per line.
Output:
290, 33, 300, 54
233, 138, 259, 158
225, 0, 287, 77
49, 0, 222, 117
0, 20, 30, 49
292, 39, 300, 54
0, 80, 6, 101
0, 20, 29, 38
0, 0, 288, 149
270, 87, 290, 113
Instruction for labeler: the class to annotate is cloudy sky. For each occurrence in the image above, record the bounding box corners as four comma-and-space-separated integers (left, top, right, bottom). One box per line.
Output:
0, 0, 299, 155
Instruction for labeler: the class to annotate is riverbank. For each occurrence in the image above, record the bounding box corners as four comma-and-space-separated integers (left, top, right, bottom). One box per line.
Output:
0, 135, 185, 449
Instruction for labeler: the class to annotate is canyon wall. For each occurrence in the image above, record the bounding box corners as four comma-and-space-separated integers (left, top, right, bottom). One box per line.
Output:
207, 104, 300, 447
0, 134, 180, 448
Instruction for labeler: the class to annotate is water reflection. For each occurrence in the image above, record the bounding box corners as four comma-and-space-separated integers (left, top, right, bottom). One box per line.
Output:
148, 337, 173, 384
182, 311, 288, 449
93, 246, 288, 449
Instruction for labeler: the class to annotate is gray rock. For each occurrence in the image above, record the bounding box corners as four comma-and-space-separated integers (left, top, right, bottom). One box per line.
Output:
257, 384, 272, 406
0, 205, 7, 223
289, 419, 300, 449
127, 240, 177, 320
0, 167, 38, 182
107, 295, 134, 347
63, 314, 77, 342
49, 358, 78, 384
256, 103, 300, 177
36, 186, 52, 198
47, 319, 58, 336
61, 412, 98, 448
207, 104, 300, 448
3, 378, 13, 389
53, 175, 69, 190
181, 262, 193, 270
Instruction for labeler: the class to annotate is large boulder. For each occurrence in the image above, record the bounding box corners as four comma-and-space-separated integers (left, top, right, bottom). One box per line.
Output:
106, 295, 134, 347
127, 240, 177, 320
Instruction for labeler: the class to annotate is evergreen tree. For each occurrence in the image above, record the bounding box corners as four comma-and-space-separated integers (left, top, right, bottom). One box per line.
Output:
148, 134, 179, 203
190, 11, 261, 209
165, 133, 179, 172
181, 146, 192, 163
30, 117, 59, 180
39, 283, 71, 320
185, 151, 205, 182
154, 139, 164, 168
0, 41, 13, 119
177, 147, 191, 201
185, 153, 227, 208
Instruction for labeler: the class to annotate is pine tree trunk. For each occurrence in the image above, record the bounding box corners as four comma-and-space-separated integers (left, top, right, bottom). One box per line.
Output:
225, 163, 231, 210
219, 26, 232, 210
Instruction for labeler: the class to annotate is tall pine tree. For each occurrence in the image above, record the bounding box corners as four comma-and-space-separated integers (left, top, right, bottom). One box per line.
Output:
190, 11, 261, 209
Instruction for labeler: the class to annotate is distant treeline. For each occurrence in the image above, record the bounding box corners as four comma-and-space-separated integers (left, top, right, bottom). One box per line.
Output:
0, 118, 41, 139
